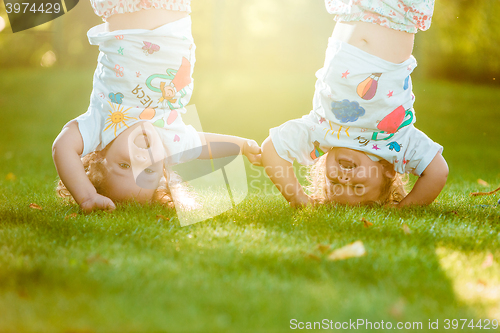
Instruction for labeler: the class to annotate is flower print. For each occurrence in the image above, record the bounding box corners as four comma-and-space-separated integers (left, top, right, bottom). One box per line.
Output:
114, 64, 124, 77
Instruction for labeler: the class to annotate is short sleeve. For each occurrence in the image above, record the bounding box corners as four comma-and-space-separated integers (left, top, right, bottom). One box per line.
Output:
157, 124, 202, 165
175, 125, 202, 164
74, 107, 104, 157
393, 126, 443, 176
270, 115, 319, 166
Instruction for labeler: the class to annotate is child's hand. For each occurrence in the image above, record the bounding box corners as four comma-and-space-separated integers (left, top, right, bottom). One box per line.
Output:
80, 194, 116, 213
398, 153, 448, 206
243, 140, 262, 166
290, 192, 315, 208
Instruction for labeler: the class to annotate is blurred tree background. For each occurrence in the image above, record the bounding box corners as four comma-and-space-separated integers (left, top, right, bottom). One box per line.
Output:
415, 0, 500, 83
1, 0, 499, 84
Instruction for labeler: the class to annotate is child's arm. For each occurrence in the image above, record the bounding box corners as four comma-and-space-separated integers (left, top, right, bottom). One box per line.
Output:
398, 153, 448, 207
52, 121, 116, 212
261, 136, 313, 207
198, 133, 262, 166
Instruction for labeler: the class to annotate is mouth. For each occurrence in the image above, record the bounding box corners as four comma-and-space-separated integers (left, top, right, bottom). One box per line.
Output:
338, 157, 356, 170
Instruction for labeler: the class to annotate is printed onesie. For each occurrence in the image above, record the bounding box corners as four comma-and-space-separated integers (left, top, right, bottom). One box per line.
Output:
270, 39, 442, 176
74, 16, 201, 164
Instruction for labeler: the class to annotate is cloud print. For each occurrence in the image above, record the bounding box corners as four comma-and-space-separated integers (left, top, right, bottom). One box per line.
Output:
331, 99, 365, 123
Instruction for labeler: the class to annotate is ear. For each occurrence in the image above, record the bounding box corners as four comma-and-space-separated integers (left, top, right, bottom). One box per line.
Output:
380, 161, 396, 179
94, 149, 108, 166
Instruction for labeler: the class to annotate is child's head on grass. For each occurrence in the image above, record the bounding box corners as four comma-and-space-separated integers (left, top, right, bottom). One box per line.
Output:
308, 147, 407, 205
57, 122, 186, 208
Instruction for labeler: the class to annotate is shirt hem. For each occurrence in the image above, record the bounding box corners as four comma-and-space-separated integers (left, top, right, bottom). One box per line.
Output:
334, 14, 420, 33
414, 144, 443, 176
270, 127, 296, 165
94, 4, 191, 21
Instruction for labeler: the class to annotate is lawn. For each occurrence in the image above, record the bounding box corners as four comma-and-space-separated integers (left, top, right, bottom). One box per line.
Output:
0, 68, 499, 332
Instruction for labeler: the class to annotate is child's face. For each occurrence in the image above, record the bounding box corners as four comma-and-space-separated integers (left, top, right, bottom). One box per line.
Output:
325, 148, 388, 205
102, 122, 166, 203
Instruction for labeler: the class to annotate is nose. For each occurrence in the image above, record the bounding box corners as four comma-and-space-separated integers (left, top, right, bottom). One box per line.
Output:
134, 154, 148, 162
337, 173, 350, 184
327, 167, 346, 183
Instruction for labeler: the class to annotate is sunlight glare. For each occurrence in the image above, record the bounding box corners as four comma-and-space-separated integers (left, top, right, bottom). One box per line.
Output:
436, 247, 500, 319
243, 1, 279, 37
40, 50, 57, 67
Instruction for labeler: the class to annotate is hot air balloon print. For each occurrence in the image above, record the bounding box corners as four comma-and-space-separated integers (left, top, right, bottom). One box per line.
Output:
357, 73, 382, 100
310, 141, 325, 160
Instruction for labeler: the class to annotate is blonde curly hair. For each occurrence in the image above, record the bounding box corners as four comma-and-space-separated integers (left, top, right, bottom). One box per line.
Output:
56, 148, 195, 209
306, 152, 408, 205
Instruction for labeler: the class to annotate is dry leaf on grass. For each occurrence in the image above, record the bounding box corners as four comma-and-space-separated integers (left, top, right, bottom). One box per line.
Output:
16, 289, 30, 299
327, 240, 366, 261
29, 203, 42, 210
5, 172, 16, 181
305, 244, 330, 260
477, 179, 490, 187
316, 244, 331, 254
470, 186, 500, 197
306, 253, 321, 261
388, 298, 406, 319
64, 329, 96, 333
402, 224, 411, 235
85, 254, 109, 265
482, 252, 494, 269
65, 213, 78, 220
361, 217, 373, 228
477, 279, 487, 287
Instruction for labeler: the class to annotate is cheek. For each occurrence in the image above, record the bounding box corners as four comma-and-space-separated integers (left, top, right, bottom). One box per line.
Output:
325, 162, 338, 179
134, 188, 156, 203
150, 140, 165, 163
136, 171, 162, 190
105, 173, 155, 203
110, 186, 155, 203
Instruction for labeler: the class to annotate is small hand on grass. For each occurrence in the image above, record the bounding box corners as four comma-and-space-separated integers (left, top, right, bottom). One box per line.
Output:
290, 192, 315, 208
80, 194, 116, 213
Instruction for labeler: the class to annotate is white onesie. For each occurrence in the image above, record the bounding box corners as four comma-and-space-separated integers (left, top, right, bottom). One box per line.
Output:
74, 16, 201, 164
271, 39, 442, 176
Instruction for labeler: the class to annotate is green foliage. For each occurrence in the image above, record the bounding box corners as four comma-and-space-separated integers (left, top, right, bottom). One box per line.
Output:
0, 3, 101, 68
0, 68, 499, 331
412, 0, 500, 84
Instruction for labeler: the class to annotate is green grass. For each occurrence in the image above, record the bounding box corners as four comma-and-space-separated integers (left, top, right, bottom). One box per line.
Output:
1, 68, 500, 332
